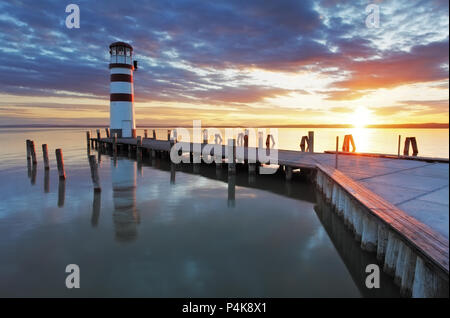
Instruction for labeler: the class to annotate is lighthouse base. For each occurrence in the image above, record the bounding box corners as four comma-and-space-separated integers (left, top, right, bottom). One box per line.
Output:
110, 129, 137, 139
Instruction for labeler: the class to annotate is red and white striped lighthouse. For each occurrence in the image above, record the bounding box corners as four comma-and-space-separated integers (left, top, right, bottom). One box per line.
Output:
109, 41, 136, 138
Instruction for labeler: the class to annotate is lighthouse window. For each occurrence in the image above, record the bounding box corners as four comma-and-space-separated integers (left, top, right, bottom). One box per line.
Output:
111, 48, 116, 55
126, 48, 130, 56
118, 47, 124, 55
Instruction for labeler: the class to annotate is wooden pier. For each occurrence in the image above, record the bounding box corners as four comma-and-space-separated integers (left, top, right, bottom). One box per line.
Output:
90, 134, 448, 297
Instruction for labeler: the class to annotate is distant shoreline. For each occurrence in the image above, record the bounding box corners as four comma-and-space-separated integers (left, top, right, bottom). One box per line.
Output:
0, 123, 448, 129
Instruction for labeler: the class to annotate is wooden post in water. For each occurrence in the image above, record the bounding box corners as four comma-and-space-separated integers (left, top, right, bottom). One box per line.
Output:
144, 129, 148, 139
55, 149, 66, 179
105, 128, 110, 138
167, 130, 171, 141
153, 129, 156, 139
26, 139, 31, 160
96, 129, 101, 140
266, 134, 271, 149
88, 155, 101, 192
29, 140, 37, 164
398, 135, 401, 157
86, 131, 91, 148
42, 144, 50, 170
308, 131, 314, 153
335, 136, 339, 169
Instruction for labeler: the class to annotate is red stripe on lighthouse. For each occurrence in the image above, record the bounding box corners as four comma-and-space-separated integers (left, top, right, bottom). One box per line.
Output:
110, 93, 134, 102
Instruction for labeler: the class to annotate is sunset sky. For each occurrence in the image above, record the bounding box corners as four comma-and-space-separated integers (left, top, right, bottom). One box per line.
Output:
0, 0, 448, 127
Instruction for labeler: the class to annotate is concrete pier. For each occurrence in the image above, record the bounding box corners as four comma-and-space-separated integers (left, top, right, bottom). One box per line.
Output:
90, 134, 449, 297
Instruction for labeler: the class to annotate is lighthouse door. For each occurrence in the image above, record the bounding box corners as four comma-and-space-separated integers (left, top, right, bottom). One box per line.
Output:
122, 120, 132, 138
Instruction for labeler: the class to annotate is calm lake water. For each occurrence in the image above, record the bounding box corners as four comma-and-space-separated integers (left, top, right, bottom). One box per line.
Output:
1, 127, 441, 297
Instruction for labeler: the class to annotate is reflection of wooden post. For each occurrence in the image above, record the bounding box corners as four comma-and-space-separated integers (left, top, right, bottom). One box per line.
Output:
58, 179, 65, 207
44, 169, 50, 193
136, 136, 142, 161
55, 149, 66, 179
91, 191, 101, 227
42, 144, 50, 170
30, 140, 37, 164
30, 163, 36, 185
88, 155, 101, 192
285, 166, 293, 181
228, 139, 236, 174
308, 131, 314, 153
113, 133, 118, 156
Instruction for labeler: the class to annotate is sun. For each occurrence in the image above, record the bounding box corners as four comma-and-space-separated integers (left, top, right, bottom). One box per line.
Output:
350, 106, 372, 128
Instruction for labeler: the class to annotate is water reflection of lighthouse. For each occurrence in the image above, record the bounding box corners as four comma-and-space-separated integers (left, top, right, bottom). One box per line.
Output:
112, 159, 140, 242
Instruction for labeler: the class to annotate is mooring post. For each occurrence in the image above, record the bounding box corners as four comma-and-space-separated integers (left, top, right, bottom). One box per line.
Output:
335, 136, 339, 169
308, 131, 314, 153
228, 138, 236, 174
88, 155, 101, 192
55, 149, 66, 179
29, 140, 37, 164
42, 144, 50, 170
398, 135, 401, 157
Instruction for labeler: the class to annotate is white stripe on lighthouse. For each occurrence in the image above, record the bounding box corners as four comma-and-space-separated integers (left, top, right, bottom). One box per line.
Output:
110, 68, 132, 75
110, 82, 134, 94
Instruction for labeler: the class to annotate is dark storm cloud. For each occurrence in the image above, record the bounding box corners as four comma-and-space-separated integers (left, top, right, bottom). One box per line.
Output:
0, 0, 448, 105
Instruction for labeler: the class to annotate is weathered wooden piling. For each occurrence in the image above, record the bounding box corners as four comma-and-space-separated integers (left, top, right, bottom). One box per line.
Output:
88, 155, 101, 192
86, 131, 91, 148
167, 130, 171, 141
105, 128, 110, 138
152, 129, 156, 139
404, 137, 419, 156
342, 134, 356, 152
29, 140, 37, 164
26, 139, 31, 160
42, 144, 50, 170
55, 149, 66, 179
398, 135, 401, 157
308, 131, 314, 153
300, 136, 308, 152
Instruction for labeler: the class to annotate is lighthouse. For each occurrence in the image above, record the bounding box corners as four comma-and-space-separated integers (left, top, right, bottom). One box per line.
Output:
109, 41, 136, 138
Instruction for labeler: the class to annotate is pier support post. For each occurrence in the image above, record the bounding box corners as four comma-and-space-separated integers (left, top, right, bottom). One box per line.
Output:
88, 155, 101, 192
55, 149, 66, 179
228, 138, 236, 174
136, 136, 142, 161
42, 144, 50, 170
308, 131, 314, 153
285, 166, 293, 181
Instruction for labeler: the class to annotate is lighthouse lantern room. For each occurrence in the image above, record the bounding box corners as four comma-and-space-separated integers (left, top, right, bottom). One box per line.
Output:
109, 41, 136, 138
